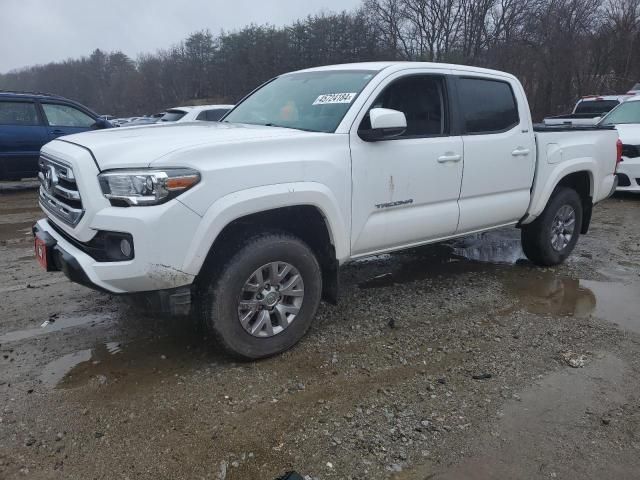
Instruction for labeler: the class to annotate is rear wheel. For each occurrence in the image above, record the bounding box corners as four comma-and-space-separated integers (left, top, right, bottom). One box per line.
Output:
197, 232, 322, 359
521, 187, 583, 266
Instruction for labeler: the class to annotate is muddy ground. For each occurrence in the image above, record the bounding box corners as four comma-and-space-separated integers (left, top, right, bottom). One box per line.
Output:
0, 190, 639, 480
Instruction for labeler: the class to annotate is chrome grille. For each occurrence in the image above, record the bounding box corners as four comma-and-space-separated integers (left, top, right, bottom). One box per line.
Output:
38, 155, 85, 226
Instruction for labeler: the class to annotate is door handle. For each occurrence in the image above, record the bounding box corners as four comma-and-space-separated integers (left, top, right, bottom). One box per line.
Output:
50, 129, 65, 135
437, 153, 462, 163
512, 148, 530, 157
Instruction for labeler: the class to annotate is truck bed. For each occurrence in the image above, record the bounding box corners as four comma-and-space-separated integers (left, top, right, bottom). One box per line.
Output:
533, 123, 616, 132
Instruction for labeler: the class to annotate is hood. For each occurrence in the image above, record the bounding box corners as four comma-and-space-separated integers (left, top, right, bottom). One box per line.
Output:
57, 122, 310, 170
615, 124, 640, 146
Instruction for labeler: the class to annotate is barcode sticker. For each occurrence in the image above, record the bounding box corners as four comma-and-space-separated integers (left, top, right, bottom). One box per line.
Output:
313, 93, 357, 105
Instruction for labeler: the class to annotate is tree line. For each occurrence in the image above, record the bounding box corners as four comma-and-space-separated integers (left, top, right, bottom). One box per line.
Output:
0, 0, 638, 120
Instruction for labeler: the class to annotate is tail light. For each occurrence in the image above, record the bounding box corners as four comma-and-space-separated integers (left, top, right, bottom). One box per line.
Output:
616, 138, 623, 172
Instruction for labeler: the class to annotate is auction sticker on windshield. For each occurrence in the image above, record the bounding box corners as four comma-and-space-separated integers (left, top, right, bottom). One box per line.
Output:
313, 93, 357, 105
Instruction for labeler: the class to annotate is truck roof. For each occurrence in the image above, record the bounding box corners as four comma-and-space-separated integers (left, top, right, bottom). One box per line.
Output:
295, 61, 517, 80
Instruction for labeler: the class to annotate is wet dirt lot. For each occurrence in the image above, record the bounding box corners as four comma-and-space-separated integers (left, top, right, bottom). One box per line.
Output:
1, 190, 639, 480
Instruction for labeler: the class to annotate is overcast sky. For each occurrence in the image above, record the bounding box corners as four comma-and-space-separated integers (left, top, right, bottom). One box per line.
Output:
0, 0, 363, 73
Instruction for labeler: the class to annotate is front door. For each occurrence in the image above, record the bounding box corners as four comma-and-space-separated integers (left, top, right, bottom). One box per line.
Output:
350, 72, 464, 256
40, 102, 97, 140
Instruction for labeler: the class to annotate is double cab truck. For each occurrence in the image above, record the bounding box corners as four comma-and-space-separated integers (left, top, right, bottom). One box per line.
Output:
33, 62, 620, 359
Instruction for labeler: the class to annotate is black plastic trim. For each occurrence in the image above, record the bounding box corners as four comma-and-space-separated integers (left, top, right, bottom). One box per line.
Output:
47, 219, 134, 262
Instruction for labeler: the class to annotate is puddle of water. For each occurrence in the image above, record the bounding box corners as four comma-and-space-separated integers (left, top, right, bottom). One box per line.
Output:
356, 229, 640, 333
0, 313, 114, 344
358, 230, 524, 289
39, 349, 92, 387
504, 271, 597, 318
105, 341, 123, 355
40, 325, 216, 389
450, 231, 526, 264
582, 280, 640, 333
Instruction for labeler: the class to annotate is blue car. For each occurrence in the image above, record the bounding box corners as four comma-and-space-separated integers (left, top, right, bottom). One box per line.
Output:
0, 91, 111, 180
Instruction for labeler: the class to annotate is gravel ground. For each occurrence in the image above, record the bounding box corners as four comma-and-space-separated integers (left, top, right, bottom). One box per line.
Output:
0, 190, 639, 479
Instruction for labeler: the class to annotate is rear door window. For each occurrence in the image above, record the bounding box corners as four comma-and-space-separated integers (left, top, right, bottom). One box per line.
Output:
0, 101, 40, 125
457, 78, 519, 134
197, 109, 230, 121
42, 103, 95, 127
206, 109, 229, 121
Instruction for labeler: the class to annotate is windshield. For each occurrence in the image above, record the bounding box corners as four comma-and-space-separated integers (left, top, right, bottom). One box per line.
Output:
224, 70, 377, 133
574, 100, 619, 115
600, 101, 640, 125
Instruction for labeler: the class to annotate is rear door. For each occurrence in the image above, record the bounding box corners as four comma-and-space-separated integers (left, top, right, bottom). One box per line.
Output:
455, 75, 535, 232
0, 99, 48, 179
350, 70, 464, 255
40, 102, 97, 140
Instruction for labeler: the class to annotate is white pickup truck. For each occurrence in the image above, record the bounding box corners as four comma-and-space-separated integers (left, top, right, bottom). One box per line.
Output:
33, 62, 620, 359
543, 95, 631, 126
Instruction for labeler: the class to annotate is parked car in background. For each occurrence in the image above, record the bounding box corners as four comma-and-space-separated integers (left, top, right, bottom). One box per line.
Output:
33, 62, 619, 359
543, 95, 631, 126
124, 116, 159, 126
627, 83, 640, 95
159, 104, 234, 123
600, 95, 640, 192
0, 91, 111, 180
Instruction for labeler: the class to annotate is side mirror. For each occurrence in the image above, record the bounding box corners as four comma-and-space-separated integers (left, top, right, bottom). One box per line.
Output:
92, 118, 111, 130
592, 116, 602, 124
358, 108, 407, 142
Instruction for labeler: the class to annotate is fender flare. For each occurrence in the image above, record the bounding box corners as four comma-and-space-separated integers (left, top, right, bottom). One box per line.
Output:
524, 159, 595, 223
180, 182, 349, 275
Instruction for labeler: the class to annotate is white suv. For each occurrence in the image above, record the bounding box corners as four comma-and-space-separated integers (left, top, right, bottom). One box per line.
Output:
159, 105, 234, 123
600, 95, 640, 192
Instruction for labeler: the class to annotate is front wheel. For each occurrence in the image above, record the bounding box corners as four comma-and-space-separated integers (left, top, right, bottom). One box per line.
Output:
197, 232, 322, 360
521, 187, 583, 266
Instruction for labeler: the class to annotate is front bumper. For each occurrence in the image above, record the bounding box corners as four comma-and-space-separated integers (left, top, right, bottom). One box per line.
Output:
33, 222, 193, 315
616, 158, 640, 192
33, 225, 100, 291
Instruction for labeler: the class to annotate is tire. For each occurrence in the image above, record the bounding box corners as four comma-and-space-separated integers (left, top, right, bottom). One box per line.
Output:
521, 187, 583, 266
197, 232, 322, 360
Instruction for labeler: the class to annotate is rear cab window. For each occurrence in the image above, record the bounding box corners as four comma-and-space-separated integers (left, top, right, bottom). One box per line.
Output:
0, 100, 40, 126
457, 77, 519, 134
160, 110, 188, 122
574, 100, 619, 115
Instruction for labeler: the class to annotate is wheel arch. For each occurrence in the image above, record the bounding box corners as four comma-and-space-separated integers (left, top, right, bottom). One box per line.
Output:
555, 171, 593, 234
524, 161, 596, 232
182, 183, 348, 304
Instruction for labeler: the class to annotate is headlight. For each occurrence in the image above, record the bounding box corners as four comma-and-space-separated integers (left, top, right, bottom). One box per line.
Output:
98, 168, 200, 206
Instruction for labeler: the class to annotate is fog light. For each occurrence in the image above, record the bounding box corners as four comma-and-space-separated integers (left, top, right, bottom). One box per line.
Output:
120, 238, 133, 258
